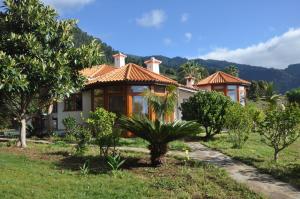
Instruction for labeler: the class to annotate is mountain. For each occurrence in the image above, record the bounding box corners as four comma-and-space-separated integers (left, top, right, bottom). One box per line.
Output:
73, 27, 300, 93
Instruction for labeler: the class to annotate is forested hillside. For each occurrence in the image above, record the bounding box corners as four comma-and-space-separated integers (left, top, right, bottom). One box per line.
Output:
73, 27, 300, 93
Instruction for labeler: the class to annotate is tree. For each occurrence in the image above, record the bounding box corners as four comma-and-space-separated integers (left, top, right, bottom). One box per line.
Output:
143, 85, 177, 121
86, 108, 118, 157
177, 61, 208, 84
0, 0, 102, 148
224, 104, 253, 148
181, 91, 232, 140
286, 88, 300, 105
119, 115, 200, 166
223, 65, 239, 77
257, 105, 300, 162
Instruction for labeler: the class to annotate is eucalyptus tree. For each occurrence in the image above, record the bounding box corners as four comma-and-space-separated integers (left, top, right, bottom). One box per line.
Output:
0, 0, 102, 147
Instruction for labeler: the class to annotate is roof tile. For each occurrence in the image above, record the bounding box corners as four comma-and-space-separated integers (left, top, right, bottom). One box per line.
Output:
196, 71, 250, 86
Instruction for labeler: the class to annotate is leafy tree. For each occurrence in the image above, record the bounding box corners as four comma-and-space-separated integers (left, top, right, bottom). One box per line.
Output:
143, 85, 177, 121
181, 91, 233, 140
257, 105, 300, 162
224, 104, 253, 148
248, 80, 278, 103
0, 0, 102, 147
177, 61, 208, 84
119, 115, 200, 166
286, 88, 300, 104
223, 65, 239, 77
86, 108, 119, 157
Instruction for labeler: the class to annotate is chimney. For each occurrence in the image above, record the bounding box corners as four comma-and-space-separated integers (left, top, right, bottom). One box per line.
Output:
144, 57, 162, 74
113, 52, 127, 67
185, 76, 195, 88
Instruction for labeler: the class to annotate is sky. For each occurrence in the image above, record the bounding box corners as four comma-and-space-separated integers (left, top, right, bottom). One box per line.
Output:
4, 0, 300, 69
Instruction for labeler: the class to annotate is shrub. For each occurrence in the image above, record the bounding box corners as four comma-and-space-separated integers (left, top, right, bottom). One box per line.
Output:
257, 104, 300, 162
181, 91, 232, 140
119, 115, 200, 166
107, 153, 126, 171
225, 104, 253, 148
62, 116, 78, 142
75, 127, 92, 155
286, 88, 300, 104
86, 108, 118, 157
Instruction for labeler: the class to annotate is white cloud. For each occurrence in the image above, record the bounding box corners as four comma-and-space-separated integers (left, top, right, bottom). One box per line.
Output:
181, 13, 189, 23
199, 28, 300, 69
43, 0, 94, 11
163, 38, 172, 46
185, 32, 192, 42
136, 9, 166, 28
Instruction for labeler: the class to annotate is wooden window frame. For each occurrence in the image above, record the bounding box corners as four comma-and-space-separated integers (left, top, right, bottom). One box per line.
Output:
64, 93, 82, 112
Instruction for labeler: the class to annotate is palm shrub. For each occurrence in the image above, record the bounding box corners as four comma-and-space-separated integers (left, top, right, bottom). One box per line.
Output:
119, 115, 200, 166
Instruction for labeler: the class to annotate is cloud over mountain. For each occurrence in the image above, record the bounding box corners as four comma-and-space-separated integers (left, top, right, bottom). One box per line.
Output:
200, 28, 300, 69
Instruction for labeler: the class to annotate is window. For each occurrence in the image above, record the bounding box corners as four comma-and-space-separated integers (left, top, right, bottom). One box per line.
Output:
213, 85, 225, 93
107, 86, 122, 94
64, 93, 82, 111
132, 96, 148, 116
130, 86, 148, 93
109, 96, 125, 115
93, 89, 104, 110
227, 85, 237, 102
154, 85, 166, 93
52, 102, 57, 113
239, 86, 246, 106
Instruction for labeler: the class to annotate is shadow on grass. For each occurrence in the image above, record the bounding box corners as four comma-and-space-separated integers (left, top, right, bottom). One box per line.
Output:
46, 151, 152, 174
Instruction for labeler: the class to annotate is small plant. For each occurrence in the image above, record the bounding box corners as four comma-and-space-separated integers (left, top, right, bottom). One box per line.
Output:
62, 116, 78, 142
75, 127, 92, 155
79, 160, 90, 176
107, 153, 126, 171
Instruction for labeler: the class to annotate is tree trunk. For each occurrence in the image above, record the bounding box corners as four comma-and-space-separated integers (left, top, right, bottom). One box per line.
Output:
46, 103, 54, 135
149, 144, 167, 166
274, 151, 279, 162
17, 118, 27, 148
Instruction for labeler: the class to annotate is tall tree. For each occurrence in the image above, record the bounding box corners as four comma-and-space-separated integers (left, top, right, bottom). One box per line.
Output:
177, 61, 208, 84
0, 0, 102, 147
223, 65, 239, 77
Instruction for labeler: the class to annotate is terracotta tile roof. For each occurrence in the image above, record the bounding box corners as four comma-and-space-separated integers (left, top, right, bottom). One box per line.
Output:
196, 71, 251, 86
80, 64, 117, 79
87, 63, 178, 85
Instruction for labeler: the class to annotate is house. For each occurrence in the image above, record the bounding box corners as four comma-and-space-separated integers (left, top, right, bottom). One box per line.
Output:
195, 71, 251, 105
52, 53, 197, 130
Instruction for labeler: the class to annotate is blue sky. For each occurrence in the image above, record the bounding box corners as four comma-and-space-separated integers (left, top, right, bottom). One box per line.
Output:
5, 0, 300, 68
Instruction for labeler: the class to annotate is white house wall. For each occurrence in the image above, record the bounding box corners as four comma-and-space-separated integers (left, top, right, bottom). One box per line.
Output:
176, 88, 197, 120
56, 90, 92, 130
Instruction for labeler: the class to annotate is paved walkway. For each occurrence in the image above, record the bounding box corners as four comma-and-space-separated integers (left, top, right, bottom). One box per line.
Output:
186, 142, 300, 199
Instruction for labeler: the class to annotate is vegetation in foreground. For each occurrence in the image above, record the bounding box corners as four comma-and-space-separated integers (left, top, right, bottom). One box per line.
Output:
0, 143, 263, 199
201, 132, 300, 189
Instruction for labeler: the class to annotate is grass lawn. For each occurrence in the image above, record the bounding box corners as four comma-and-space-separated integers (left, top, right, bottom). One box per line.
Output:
201, 132, 300, 189
0, 142, 263, 199
118, 138, 191, 151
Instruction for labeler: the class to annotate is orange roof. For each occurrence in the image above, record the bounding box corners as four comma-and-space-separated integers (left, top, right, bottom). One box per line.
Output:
87, 63, 178, 85
80, 64, 117, 79
196, 71, 251, 86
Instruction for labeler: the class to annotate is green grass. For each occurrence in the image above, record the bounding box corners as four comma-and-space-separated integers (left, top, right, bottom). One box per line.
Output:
118, 138, 191, 151
201, 133, 300, 189
0, 143, 263, 199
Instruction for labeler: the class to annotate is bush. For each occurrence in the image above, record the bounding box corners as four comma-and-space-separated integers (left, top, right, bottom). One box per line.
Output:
181, 91, 232, 140
257, 104, 300, 162
75, 127, 92, 155
286, 88, 300, 104
62, 116, 77, 142
225, 104, 253, 148
86, 108, 118, 157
